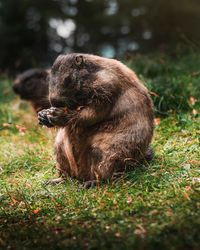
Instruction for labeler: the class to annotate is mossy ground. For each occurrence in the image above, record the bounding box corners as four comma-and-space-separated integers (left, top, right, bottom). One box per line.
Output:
0, 53, 200, 250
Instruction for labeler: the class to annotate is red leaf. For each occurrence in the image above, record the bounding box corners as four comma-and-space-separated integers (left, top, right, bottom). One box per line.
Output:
15, 125, 27, 134
154, 118, 161, 126
33, 209, 39, 214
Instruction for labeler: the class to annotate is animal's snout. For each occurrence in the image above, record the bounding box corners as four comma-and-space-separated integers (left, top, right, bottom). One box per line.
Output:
12, 84, 20, 94
50, 98, 66, 108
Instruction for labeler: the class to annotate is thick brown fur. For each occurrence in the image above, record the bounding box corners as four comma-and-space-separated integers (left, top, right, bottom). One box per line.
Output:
13, 68, 51, 112
38, 54, 154, 183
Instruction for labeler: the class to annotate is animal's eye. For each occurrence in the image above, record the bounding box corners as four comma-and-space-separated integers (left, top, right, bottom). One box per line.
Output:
64, 76, 72, 86
25, 80, 35, 89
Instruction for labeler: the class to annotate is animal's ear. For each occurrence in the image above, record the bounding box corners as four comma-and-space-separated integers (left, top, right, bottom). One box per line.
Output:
75, 55, 84, 66
38, 70, 50, 80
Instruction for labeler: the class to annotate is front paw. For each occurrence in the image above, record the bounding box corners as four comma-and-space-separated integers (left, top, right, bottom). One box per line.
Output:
45, 107, 67, 126
39, 107, 68, 127
38, 109, 54, 127
79, 180, 99, 189
44, 177, 65, 186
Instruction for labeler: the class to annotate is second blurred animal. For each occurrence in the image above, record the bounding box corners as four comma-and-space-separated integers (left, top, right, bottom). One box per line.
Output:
13, 68, 50, 112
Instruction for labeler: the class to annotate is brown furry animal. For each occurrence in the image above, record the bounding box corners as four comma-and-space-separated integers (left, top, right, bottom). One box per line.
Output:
13, 68, 50, 112
38, 54, 154, 186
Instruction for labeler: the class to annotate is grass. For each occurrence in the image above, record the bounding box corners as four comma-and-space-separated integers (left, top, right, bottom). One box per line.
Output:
0, 52, 200, 250
127, 52, 200, 115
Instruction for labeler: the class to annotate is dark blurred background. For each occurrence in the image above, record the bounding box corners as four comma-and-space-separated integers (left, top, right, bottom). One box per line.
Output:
0, 0, 200, 73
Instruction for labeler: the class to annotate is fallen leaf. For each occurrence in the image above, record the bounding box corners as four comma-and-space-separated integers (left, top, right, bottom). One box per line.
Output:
115, 232, 121, 238
182, 163, 191, 170
188, 160, 200, 165
11, 197, 18, 205
149, 209, 159, 215
2, 123, 12, 128
192, 177, 200, 183
185, 186, 191, 192
127, 196, 133, 204
18, 201, 26, 208
183, 192, 190, 200
134, 225, 146, 237
189, 96, 197, 106
33, 209, 39, 214
149, 91, 159, 97
165, 208, 173, 217
154, 118, 161, 126
25, 183, 32, 188
192, 109, 197, 116
15, 125, 27, 134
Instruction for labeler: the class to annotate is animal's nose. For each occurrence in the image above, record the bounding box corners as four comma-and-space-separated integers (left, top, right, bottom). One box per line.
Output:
13, 84, 20, 94
50, 98, 66, 107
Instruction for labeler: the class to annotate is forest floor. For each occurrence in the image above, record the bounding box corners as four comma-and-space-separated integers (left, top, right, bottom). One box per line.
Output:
0, 52, 200, 250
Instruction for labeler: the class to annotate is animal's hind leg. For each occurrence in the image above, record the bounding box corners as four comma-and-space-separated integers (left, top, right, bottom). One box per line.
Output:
44, 163, 66, 186
91, 149, 122, 181
45, 143, 71, 185
79, 148, 119, 188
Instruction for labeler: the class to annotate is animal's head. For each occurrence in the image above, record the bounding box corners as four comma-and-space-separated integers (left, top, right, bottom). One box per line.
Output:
13, 69, 49, 100
49, 53, 103, 109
